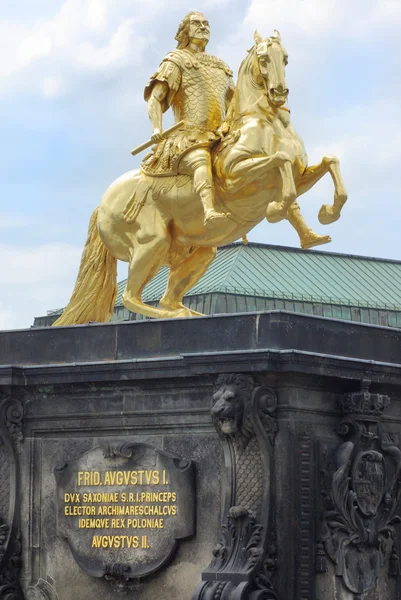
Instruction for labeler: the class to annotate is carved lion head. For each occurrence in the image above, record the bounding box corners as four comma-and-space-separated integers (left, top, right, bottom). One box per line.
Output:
211, 374, 254, 440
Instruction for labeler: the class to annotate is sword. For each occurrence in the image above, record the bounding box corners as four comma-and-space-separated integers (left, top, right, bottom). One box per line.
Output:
130, 120, 185, 156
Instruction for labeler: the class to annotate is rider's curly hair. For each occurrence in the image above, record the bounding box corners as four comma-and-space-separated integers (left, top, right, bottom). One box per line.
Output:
175, 12, 207, 49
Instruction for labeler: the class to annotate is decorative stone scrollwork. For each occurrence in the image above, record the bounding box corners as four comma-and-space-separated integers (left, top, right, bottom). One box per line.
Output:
26, 578, 59, 600
318, 380, 401, 598
193, 374, 278, 600
0, 394, 25, 600
3, 400, 24, 445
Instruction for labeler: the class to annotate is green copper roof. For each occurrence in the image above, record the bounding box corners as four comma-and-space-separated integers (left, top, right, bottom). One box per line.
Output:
116, 243, 401, 311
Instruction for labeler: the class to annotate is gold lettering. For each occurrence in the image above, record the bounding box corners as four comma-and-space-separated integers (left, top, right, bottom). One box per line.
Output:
77, 472, 102, 486
78, 518, 110, 529
111, 518, 126, 528
91, 535, 140, 549
64, 505, 96, 516
104, 471, 116, 486
64, 493, 81, 503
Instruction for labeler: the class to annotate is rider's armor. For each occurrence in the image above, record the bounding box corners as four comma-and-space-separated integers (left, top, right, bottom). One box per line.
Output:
141, 49, 235, 176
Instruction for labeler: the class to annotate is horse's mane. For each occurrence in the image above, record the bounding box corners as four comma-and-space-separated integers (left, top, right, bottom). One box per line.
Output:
238, 45, 264, 91
222, 45, 264, 130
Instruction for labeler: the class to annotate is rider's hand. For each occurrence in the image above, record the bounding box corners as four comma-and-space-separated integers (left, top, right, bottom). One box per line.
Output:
151, 128, 165, 144
217, 121, 230, 138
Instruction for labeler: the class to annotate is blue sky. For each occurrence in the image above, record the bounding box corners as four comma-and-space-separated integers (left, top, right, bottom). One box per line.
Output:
0, 0, 400, 329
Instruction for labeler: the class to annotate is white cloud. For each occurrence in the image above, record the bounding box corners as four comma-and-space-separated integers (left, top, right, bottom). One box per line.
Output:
0, 243, 80, 285
77, 18, 136, 69
0, 0, 149, 97
0, 240, 129, 330
17, 33, 52, 67
245, 0, 401, 40
42, 76, 63, 97
87, 0, 108, 33
0, 243, 82, 330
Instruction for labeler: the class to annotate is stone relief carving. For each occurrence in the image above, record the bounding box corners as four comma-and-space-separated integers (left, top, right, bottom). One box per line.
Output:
55, 441, 195, 591
26, 578, 59, 600
318, 380, 401, 599
193, 374, 278, 600
0, 394, 25, 600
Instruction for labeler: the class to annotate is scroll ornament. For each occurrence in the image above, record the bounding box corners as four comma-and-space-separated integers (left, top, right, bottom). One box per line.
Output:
193, 374, 278, 600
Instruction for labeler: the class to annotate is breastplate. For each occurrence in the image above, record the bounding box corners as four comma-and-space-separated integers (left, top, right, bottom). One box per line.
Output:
172, 54, 232, 131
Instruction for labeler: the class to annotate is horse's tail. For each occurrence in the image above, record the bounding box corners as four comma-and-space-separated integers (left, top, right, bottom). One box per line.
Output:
53, 207, 118, 326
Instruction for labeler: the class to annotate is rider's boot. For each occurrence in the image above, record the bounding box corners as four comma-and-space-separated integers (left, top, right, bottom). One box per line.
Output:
287, 202, 332, 250
197, 181, 226, 227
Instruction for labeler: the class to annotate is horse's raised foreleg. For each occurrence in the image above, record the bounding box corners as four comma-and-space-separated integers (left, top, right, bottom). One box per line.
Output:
265, 155, 297, 223
296, 155, 347, 225
160, 247, 217, 315
223, 151, 297, 223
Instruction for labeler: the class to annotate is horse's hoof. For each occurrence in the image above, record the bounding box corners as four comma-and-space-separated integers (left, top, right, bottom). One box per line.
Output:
160, 301, 203, 317
318, 204, 341, 225
174, 308, 194, 318
266, 202, 287, 223
301, 232, 332, 250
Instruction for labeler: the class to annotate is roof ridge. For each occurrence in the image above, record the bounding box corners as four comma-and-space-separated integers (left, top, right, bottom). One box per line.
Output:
219, 242, 401, 265
218, 244, 243, 289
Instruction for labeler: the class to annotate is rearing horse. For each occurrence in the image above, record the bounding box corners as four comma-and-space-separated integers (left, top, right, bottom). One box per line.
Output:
54, 30, 347, 326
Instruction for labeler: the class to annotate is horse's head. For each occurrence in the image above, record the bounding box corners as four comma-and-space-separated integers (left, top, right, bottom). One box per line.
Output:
251, 30, 289, 108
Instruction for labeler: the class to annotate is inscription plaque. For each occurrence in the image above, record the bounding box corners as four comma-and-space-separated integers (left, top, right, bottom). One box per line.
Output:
55, 441, 195, 585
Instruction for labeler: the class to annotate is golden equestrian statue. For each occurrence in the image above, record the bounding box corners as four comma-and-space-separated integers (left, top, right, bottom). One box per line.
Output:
53, 12, 347, 326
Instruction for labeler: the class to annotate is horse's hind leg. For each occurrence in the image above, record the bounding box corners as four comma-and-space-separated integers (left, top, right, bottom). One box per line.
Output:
122, 239, 169, 319
122, 210, 184, 319
160, 247, 217, 316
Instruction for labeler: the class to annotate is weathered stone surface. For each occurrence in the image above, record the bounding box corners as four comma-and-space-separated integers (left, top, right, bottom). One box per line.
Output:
0, 311, 400, 600
55, 441, 195, 589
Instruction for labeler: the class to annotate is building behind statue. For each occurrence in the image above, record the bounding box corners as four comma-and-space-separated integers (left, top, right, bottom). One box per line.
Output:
34, 242, 401, 328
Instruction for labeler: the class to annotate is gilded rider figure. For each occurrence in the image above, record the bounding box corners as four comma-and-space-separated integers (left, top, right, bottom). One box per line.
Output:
141, 11, 233, 226
141, 12, 332, 249
54, 24, 347, 326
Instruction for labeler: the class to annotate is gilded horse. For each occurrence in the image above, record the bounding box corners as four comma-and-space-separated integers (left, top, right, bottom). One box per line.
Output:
54, 31, 347, 326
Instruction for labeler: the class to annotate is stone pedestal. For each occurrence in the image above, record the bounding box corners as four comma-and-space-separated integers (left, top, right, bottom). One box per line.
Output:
0, 311, 400, 600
